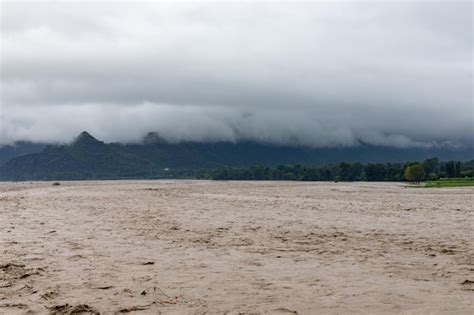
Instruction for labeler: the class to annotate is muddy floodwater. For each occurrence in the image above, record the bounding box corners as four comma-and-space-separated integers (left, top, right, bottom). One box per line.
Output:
0, 181, 473, 314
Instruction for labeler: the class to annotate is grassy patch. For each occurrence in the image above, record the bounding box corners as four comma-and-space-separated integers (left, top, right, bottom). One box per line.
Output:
424, 178, 474, 188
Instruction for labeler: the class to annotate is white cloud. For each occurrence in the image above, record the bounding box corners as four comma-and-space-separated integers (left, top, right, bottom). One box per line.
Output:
1, 1, 472, 147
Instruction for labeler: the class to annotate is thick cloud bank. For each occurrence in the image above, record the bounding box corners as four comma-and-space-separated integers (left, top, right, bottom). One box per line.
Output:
1, 1, 472, 147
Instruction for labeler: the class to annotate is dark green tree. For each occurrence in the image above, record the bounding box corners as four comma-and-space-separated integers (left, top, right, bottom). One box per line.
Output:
339, 162, 352, 181
455, 161, 461, 178
404, 164, 425, 183
386, 163, 404, 181
423, 157, 439, 179
365, 163, 387, 181
445, 161, 456, 178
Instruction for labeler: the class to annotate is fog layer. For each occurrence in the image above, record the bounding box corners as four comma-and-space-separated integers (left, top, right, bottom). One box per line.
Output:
1, 2, 472, 147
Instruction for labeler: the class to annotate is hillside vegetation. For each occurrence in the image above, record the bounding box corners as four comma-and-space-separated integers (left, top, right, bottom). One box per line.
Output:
202, 159, 474, 183
0, 132, 473, 181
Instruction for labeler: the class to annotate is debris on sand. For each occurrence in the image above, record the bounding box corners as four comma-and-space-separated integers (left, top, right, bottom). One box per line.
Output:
52, 182, 61, 186
118, 304, 153, 313
48, 303, 99, 315
0, 262, 40, 280
461, 280, 474, 291
273, 307, 299, 314
0, 303, 28, 309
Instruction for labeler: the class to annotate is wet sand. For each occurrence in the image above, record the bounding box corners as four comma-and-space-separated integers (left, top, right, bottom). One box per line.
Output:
0, 180, 473, 314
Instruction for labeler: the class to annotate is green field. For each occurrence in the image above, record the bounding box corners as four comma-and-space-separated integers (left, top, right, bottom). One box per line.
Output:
424, 178, 474, 188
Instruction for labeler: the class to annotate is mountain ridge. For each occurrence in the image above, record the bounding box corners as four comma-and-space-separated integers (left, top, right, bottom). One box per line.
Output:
0, 131, 472, 181
0, 142, 47, 166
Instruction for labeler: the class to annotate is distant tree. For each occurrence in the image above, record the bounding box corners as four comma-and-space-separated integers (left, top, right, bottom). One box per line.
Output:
212, 167, 232, 180
455, 161, 461, 178
350, 163, 365, 181
250, 165, 266, 180
423, 157, 439, 179
319, 167, 333, 181
404, 164, 425, 183
338, 162, 364, 181
365, 163, 387, 181
300, 167, 320, 181
339, 162, 352, 181
207, 159, 474, 182
445, 161, 456, 178
386, 163, 404, 181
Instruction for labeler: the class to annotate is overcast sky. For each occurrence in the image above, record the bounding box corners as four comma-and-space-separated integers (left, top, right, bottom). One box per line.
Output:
0, 1, 472, 148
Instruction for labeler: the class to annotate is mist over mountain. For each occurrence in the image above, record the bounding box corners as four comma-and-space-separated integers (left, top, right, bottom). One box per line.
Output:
1, 2, 472, 148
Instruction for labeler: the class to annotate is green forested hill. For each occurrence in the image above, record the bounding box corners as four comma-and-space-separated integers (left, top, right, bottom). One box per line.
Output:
0, 131, 473, 181
0, 142, 46, 166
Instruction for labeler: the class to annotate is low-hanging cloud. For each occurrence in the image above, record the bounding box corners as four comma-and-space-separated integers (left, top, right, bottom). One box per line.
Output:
1, 1, 472, 148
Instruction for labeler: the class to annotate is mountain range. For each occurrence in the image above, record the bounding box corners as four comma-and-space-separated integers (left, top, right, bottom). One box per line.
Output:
0, 131, 472, 181
0, 142, 47, 166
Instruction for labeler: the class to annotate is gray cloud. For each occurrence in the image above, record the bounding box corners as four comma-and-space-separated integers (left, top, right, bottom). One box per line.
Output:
1, 1, 472, 147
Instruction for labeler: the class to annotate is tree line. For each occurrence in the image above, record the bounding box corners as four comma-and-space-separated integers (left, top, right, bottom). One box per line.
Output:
196, 158, 474, 182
